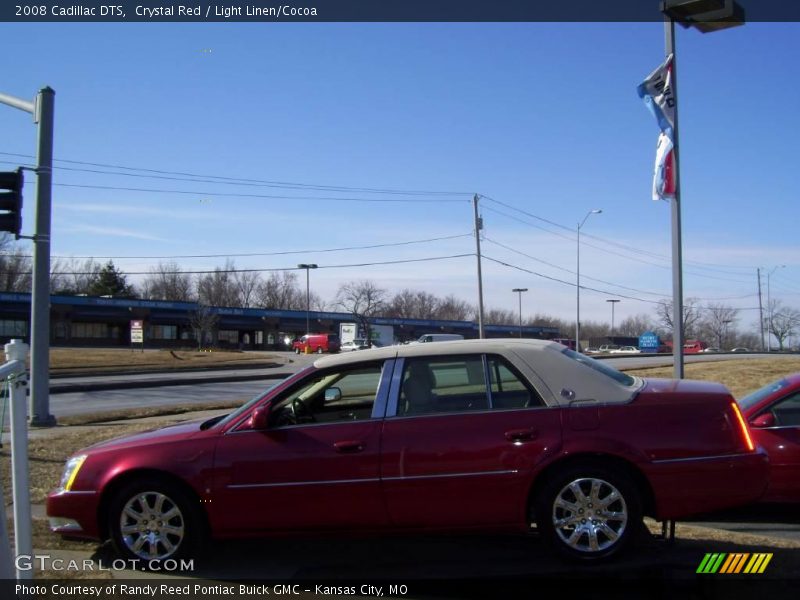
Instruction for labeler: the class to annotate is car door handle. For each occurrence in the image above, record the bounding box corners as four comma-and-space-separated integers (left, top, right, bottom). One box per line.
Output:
504, 428, 538, 443
333, 440, 365, 453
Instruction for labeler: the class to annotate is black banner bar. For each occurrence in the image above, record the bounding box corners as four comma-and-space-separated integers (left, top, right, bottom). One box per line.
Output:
2, 0, 800, 23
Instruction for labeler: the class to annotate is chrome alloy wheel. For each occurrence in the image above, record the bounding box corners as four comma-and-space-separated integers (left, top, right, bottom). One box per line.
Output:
551, 477, 628, 554
119, 491, 185, 560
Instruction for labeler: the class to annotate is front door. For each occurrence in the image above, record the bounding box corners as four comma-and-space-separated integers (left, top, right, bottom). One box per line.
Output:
212, 360, 392, 534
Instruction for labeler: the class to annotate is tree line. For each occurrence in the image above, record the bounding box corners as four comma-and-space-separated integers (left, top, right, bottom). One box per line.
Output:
1, 235, 798, 349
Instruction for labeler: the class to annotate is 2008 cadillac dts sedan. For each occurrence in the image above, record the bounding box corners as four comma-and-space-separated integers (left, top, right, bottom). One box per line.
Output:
48, 339, 768, 562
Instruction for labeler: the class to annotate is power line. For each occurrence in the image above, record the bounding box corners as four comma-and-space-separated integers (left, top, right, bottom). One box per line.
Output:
3, 233, 473, 260
11, 252, 474, 277
53, 182, 469, 203
0, 151, 471, 196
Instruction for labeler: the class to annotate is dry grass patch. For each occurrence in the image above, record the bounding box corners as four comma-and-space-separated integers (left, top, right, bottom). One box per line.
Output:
626, 358, 800, 397
1, 347, 283, 375
1, 415, 219, 506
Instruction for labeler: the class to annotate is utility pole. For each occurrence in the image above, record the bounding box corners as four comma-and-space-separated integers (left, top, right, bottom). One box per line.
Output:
757, 267, 765, 350
473, 194, 485, 339
0, 87, 56, 426
606, 299, 620, 337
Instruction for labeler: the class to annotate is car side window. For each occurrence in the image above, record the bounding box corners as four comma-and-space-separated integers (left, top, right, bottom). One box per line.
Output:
770, 392, 800, 427
487, 355, 544, 409
270, 362, 384, 427
400, 356, 488, 416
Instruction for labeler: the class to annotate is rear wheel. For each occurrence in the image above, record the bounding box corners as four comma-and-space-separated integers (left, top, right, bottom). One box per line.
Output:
108, 479, 203, 565
535, 465, 641, 560
316, 346, 324, 354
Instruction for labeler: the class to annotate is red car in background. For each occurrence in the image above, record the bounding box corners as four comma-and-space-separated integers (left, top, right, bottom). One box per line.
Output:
738, 373, 800, 503
48, 340, 767, 565
292, 333, 340, 354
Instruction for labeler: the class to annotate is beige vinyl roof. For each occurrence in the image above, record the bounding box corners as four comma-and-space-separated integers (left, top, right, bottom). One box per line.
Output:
313, 339, 642, 406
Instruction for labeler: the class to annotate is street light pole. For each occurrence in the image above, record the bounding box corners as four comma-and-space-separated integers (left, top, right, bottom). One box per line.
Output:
606, 299, 620, 337
766, 265, 785, 352
512, 288, 528, 338
658, 0, 744, 376
576, 209, 602, 352
297, 264, 317, 335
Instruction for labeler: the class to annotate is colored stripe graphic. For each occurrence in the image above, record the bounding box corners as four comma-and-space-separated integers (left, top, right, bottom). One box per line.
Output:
697, 553, 773, 574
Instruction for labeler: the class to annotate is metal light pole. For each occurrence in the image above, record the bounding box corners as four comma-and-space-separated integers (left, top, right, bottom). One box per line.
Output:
606, 299, 620, 337
576, 209, 601, 352
722, 319, 733, 350
0, 87, 56, 426
659, 0, 745, 378
512, 288, 528, 338
766, 265, 785, 352
473, 194, 485, 339
297, 263, 317, 335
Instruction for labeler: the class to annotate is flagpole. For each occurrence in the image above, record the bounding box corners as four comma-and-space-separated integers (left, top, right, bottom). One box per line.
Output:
664, 17, 685, 379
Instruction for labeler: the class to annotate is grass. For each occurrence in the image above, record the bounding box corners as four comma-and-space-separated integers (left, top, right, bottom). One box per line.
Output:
1, 347, 284, 376
625, 357, 800, 398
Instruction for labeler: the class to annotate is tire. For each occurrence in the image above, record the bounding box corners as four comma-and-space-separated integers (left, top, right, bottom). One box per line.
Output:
294, 347, 300, 354
108, 478, 203, 565
317, 346, 324, 354
535, 464, 641, 561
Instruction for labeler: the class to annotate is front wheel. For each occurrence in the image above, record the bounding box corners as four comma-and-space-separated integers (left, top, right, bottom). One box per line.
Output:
535, 465, 641, 561
108, 479, 203, 565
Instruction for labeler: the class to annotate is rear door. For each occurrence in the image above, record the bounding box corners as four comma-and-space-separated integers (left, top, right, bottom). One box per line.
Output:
379, 353, 562, 528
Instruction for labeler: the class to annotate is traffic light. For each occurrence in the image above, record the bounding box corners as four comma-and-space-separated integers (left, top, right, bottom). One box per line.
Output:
0, 168, 24, 238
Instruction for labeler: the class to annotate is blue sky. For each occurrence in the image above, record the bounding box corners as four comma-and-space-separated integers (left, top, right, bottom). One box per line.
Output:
1, 22, 798, 329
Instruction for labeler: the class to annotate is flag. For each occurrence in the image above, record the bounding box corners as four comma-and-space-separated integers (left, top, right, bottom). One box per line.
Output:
638, 54, 676, 140
639, 55, 677, 200
652, 132, 676, 201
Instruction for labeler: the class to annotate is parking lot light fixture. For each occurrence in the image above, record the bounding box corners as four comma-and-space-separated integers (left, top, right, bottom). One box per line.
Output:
512, 288, 528, 338
576, 209, 602, 351
297, 264, 318, 335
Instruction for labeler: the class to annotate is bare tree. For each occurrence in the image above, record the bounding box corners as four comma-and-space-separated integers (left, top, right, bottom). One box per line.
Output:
616, 314, 657, 337
233, 270, 261, 308
385, 289, 440, 320
255, 271, 305, 309
196, 259, 240, 307
483, 307, 518, 326
768, 300, 800, 350
656, 297, 703, 340
700, 303, 739, 350
435, 294, 473, 321
49, 258, 103, 295
336, 280, 387, 344
189, 304, 219, 350
140, 261, 194, 301
0, 234, 31, 292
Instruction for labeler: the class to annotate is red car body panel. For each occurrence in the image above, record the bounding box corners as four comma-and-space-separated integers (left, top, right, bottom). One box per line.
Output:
740, 373, 800, 502
47, 356, 770, 546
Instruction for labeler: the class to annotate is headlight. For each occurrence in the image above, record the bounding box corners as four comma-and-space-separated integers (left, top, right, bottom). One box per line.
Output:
58, 455, 87, 492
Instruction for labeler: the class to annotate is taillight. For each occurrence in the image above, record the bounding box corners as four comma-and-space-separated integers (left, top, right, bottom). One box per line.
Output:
730, 401, 755, 452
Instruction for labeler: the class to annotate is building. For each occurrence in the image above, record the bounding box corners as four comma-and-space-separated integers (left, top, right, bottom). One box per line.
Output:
0, 293, 560, 350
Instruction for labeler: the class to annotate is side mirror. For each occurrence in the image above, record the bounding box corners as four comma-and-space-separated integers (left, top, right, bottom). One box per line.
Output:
750, 412, 776, 428
250, 404, 271, 430
325, 387, 342, 403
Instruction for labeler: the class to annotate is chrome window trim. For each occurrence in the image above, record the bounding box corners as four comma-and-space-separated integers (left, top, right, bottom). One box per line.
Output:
385, 356, 406, 417
373, 358, 397, 419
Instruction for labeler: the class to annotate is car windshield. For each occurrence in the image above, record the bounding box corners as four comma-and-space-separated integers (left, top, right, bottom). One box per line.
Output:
738, 378, 789, 411
561, 348, 638, 387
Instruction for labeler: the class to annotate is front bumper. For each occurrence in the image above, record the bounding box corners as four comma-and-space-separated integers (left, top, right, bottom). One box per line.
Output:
46, 490, 101, 541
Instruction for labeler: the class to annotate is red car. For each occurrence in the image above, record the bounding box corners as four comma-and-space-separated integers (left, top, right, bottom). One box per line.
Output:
738, 373, 800, 503
48, 339, 767, 564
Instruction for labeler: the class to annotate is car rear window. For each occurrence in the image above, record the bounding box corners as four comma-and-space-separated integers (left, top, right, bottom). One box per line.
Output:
561, 348, 637, 387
